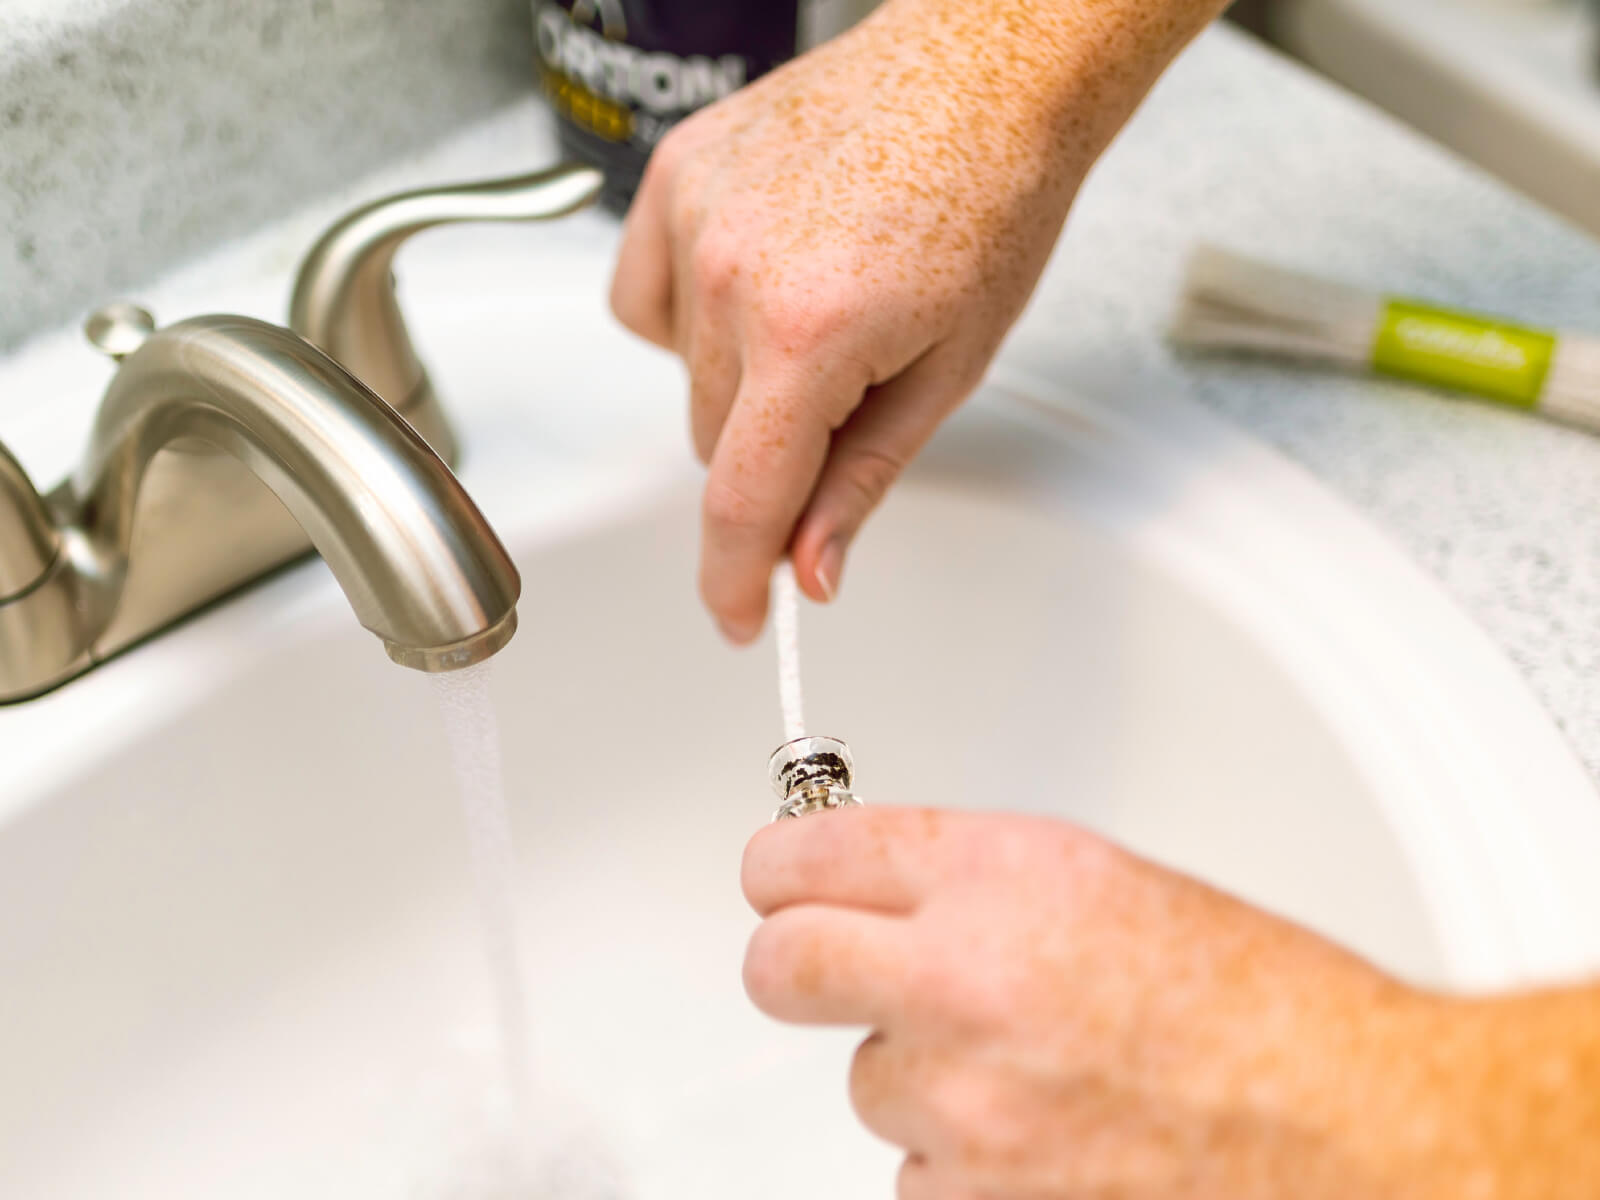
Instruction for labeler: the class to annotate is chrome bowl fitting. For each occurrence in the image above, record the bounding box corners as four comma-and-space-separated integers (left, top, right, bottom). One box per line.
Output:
767, 735, 863, 821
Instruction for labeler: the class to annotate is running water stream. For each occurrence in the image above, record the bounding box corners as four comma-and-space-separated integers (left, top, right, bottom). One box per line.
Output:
430, 662, 534, 1124
427, 661, 629, 1198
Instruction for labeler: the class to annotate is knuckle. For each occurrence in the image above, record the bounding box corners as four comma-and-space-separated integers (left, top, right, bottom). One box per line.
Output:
741, 920, 790, 1011
756, 282, 860, 357
979, 820, 1044, 878
738, 833, 767, 909
922, 1069, 986, 1145
701, 473, 767, 537
969, 1104, 1032, 1171
902, 939, 1009, 1038
847, 1033, 891, 1120
1053, 823, 1125, 898
993, 816, 1115, 889
689, 229, 743, 300
649, 122, 694, 178
929, 1076, 1025, 1172
832, 445, 906, 512
608, 276, 654, 337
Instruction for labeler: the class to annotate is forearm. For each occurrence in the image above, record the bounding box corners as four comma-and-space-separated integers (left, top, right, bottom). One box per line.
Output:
1416, 984, 1600, 1198
1124, 892, 1600, 1197
1318, 981, 1600, 1197
867, 0, 1231, 167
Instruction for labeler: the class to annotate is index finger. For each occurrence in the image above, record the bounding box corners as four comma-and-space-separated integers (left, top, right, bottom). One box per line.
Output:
700, 354, 869, 641
741, 806, 968, 918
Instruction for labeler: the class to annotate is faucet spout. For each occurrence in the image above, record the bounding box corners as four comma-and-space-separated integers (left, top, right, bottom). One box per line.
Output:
76, 313, 520, 671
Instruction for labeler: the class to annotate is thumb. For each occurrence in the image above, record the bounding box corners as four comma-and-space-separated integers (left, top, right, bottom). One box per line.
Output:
790, 342, 983, 604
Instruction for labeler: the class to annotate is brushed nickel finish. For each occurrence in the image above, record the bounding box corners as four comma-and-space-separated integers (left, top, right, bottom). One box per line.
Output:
0, 162, 606, 702
0, 313, 521, 702
0, 443, 60, 600
289, 161, 604, 462
83, 302, 157, 362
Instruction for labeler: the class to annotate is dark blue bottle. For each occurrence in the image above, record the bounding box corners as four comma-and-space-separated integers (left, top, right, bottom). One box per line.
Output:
533, 0, 803, 212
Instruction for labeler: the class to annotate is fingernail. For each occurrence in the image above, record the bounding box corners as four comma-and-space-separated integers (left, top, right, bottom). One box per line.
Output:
815, 539, 844, 602
717, 616, 760, 645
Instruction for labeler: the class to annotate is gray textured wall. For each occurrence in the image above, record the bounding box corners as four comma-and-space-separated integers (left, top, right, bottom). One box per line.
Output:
0, 0, 534, 350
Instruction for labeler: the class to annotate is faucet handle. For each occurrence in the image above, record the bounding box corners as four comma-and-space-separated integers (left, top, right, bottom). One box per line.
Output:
84, 302, 157, 362
288, 162, 605, 467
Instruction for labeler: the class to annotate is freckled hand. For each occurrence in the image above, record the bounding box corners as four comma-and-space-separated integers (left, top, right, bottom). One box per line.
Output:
609, 0, 1234, 641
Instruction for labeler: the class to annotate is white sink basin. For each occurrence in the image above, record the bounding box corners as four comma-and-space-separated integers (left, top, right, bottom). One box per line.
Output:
3, 253, 1600, 1197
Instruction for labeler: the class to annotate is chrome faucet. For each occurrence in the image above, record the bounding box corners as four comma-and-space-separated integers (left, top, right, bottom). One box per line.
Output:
0, 161, 603, 703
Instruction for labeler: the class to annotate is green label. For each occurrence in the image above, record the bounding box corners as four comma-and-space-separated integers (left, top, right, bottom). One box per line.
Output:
1372, 300, 1556, 409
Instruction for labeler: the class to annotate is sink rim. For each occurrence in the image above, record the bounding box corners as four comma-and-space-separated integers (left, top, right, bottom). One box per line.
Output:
981, 363, 1600, 988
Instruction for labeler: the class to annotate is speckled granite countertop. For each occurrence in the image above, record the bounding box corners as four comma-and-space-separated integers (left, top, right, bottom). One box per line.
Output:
0, 0, 530, 351
7, 9, 1600, 782
1012, 25, 1600, 782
